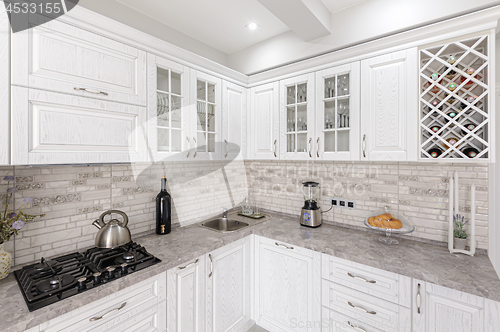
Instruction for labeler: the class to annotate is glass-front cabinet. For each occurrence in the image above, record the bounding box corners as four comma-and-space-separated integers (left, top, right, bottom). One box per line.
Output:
147, 54, 190, 161
280, 73, 315, 160
315, 62, 360, 160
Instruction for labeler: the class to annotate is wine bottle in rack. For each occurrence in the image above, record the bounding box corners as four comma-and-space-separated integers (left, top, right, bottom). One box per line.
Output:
461, 123, 476, 135
428, 148, 443, 158
430, 125, 441, 133
444, 110, 458, 124
428, 100, 443, 112
443, 136, 460, 149
462, 147, 479, 158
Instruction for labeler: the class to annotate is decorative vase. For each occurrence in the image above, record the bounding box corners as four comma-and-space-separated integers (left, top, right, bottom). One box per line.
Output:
454, 237, 467, 250
0, 243, 12, 280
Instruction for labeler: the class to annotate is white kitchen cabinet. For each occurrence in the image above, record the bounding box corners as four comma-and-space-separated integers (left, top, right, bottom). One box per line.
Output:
249, 82, 280, 160
412, 279, 485, 332
322, 306, 382, 332
254, 236, 321, 332
206, 237, 251, 332
280, 73, 316, 160
222, 81, 247, 160
147, 53, 191, 162
11, 13, 147, 106
190, 70, 222, 160
0, 3, 9, 165
38, 272, 166, 332
11, 87, 148, 165
315, 62, 360, 161
360, 48, 418, 161
167, 255, 206, 332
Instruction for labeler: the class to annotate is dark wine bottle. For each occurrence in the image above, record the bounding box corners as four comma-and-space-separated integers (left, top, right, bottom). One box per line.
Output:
156, 176, 171, 235
461, 123, 476, 135
462, 147, 479, 158
428, 148, 443, 158
430, 125, 441, 133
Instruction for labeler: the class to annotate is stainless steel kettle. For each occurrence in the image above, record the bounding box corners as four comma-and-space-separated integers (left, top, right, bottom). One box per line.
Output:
92, 210, 132, 248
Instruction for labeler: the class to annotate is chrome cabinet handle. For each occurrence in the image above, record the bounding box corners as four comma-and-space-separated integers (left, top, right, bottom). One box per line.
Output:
193, 137, 197, 158
208, 254, 213, 277
224, 139, 228, 158
89, 302, 126, 321
178, 259, 198, 270
316, 137, 320, 158
308, 138, 312, 158
275, 242, 293, 250
348, 321, 367, 332
74, 87, 109, 96
186, 137, 190, 158
362, 134, 366, 158
347, 272, 376, 284
417, 283, 421, 314
273, 139, 277, 158
348, 301, 376, 315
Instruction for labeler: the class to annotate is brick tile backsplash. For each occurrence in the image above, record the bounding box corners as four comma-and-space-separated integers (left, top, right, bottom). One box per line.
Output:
0, 159, 490, 266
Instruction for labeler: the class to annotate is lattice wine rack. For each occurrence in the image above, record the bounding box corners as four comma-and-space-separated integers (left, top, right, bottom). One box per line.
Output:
419, 35, 490, 160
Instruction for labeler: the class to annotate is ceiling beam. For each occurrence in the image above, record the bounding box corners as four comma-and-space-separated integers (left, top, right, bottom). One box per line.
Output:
257, 0, 331, 42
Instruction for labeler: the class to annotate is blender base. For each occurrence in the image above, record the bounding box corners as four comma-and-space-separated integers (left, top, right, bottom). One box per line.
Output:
300, 208, 322, 227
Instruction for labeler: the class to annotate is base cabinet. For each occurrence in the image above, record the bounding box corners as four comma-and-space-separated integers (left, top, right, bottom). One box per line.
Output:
255, 236, 321, 332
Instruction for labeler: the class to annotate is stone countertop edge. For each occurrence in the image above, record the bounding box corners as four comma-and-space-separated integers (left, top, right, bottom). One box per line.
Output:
2, 211, 500, 332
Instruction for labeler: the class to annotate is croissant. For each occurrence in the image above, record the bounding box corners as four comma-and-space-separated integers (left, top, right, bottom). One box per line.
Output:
368, 214, 403, 229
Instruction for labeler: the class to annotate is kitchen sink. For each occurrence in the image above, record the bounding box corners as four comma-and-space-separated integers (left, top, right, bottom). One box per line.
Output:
199, 217, 249, 233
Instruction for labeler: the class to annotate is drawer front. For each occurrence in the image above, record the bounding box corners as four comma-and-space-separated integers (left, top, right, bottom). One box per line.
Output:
12, 14, 146, 106
322, 280, 411, 332
39, 272, 166, 332
12, 87, 148, 164
322, 254, 411, 308
322, 307, 383, 332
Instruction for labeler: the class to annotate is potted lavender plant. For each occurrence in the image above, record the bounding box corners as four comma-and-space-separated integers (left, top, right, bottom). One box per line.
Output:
0, 176, 44, 280
453, 214, 469, 250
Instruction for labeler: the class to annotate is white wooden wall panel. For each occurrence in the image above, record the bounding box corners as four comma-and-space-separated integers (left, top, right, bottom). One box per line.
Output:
11, 14, 147, 106
11, 87, 148, 165
249, 82, 280, 159
167, 256, 205, 332
0, 4, 9, 165
360, 48, 418, 161
222, 81, 247, 160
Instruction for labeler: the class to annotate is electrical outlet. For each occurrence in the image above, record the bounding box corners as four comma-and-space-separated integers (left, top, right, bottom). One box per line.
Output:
339, 199, 346, 208
347, 200, 356, 210
331, 198, 338, 207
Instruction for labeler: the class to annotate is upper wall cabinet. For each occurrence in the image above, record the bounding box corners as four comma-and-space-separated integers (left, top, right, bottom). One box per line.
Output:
315, 62, 360, 161
222, 81, 247, 160
11, 14, 147, 106
249, 82, 280, 160
279, 73, 315, 160
190, 70, 222, 160
147, 54, 191, 162
11, 87, 148, 165
360, 48, 418, 161
0, 5, 9, 165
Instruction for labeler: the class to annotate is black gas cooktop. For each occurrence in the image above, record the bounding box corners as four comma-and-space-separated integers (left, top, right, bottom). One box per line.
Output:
14, 242, 161, 311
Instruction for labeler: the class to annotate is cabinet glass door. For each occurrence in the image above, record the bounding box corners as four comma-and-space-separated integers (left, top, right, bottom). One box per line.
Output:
157, 68, 183, 153
196, 79, 216, 153
316, 63, 360, 160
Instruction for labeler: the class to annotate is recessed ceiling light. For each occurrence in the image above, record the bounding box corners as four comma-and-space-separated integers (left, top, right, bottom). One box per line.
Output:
246, 22, 259, 30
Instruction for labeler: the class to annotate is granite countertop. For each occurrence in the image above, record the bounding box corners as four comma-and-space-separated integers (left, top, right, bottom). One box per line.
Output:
2, 211, 500, 332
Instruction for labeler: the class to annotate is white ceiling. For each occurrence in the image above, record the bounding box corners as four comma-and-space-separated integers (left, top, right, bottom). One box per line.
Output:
320, 0, 368, 13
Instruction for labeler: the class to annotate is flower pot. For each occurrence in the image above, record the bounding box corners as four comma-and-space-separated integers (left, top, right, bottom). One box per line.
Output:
454, 237, 467, 251
0, 244, 12, 280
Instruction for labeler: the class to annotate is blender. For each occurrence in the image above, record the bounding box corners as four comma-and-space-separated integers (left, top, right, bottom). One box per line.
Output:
300, 181, 322, 227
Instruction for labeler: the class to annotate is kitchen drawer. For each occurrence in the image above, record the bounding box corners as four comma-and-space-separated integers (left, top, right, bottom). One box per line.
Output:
39, 272, 166, 332
322, 254, 411, 308
322, 280, 411, 332
12, 13, 147, 106
322, 306, 382, 332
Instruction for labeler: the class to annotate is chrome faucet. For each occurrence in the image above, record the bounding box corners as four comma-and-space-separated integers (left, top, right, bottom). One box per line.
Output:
222, 207, 228, 219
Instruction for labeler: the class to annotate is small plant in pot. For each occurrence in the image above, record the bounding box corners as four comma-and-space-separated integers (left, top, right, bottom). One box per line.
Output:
453, 214, 469, 250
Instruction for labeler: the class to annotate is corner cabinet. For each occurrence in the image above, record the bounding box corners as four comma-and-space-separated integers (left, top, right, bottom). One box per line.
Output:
279, 73, 316, 160
315, 62, 361, 161
222, 81, 247, 160
249, 82, 280, 160
147, 54, 191, 162
360, 48, 419, 161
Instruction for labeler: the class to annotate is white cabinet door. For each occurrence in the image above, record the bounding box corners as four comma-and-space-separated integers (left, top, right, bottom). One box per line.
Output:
280, 73, 316, 160
147, 53, 191, 162
0, 4, 9, 165
255, 236, 321, 332
190, 70, 222, 160
315, 62, 360, 161
206, 237, 251, 332
11, 14, 147, 106
360, 48, 418, 161
412, 279, 485, 332
222, 81, 247, 160
167, 256, 206, 332
249, 82, 280, 160
11, 87, 148, 165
